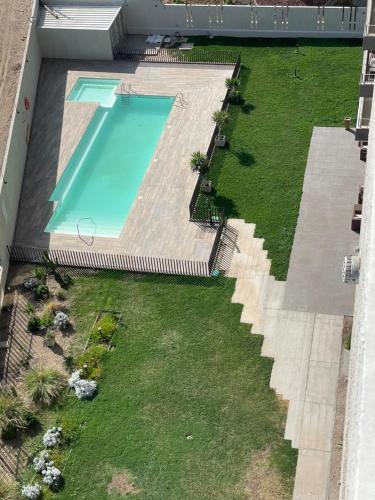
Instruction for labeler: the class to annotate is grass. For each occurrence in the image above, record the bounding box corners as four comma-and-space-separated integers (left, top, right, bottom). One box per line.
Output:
31, 272, 297, 499
192, 38, 362, 279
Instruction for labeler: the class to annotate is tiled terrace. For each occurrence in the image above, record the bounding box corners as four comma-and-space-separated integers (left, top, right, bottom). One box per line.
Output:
14, 60, 233, 261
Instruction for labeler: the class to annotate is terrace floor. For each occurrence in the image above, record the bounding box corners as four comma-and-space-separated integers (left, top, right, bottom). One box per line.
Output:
14, 60, 233, 262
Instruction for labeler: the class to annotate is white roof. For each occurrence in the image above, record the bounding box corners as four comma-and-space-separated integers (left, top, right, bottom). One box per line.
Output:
38, 3, 122, 30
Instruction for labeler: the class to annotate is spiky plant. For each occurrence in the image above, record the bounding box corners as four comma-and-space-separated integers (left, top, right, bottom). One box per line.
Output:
24, 368, 66, 407
212, 110, 230, 136
190, 151, 209, 174
0, 473, 20, 500
0, 387, 28, 439
225, 77, 240, 90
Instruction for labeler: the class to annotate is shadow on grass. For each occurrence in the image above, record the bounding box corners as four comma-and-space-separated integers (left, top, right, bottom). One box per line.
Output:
63, 268, 229, 288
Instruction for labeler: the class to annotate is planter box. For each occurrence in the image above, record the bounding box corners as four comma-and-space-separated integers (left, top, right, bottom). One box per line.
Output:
215, 135, 226, 147
200, 180, 212, 193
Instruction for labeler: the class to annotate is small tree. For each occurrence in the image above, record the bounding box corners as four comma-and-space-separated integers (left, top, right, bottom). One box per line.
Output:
24, 368, 66, 407
190, 151, 209, 175
212, 110, 230, 137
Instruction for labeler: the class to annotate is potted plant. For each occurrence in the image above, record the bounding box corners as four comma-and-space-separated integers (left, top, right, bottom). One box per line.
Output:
212, 110, 230, 147
225, 77, 240, 103
190, 151, 209, 175
44, 330, 56, 348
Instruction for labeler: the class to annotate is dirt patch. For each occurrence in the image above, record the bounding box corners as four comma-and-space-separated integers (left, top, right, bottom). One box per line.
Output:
107, 471, 139, 496
245, 448, 289, 500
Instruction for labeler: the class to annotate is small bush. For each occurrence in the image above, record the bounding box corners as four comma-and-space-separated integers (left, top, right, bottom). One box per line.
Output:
21, 483, 41, 499
76, 345, 107, 379
27, 316, 41, 333
0, 387, 30, 440
32, 267, 47, 282
56, 291, 67, 301
55, 416, 78, 445
0, 473, 20, 500
53, 312, 69, 330
24, 368, 66, 407
90, 314, 117, 344
40, 310, 54, 328
68, 370, 97, 400
34, 285, 49, 301
48, 448, 66, 469
24, 302, 35, 316
41, 465, 62, 490
43, 427, 62, 448
33, 450, 52, 473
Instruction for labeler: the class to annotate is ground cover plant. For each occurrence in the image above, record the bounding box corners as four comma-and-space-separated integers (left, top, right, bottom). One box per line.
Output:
192, 38, 362, 279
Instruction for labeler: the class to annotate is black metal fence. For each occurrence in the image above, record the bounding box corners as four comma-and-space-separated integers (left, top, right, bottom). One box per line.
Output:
208, 214, 226, 273
114, 47, 239, 66
188, 54, 241, 224
8, 246, 211, 277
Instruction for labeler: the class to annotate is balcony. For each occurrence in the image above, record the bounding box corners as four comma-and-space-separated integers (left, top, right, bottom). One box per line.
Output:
356, 96, 372, 141
364, 0, 375, 49
360, 50, 375, 97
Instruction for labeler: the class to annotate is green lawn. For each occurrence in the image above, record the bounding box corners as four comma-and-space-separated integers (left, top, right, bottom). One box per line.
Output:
38, 273, 296, 499
192, 38, 362, 279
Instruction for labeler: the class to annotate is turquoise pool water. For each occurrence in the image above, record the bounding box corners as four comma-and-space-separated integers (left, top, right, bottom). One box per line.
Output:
45, 78, 174, 238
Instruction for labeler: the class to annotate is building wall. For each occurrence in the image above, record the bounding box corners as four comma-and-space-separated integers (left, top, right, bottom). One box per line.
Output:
340, 91, 375, 500
38, 28, 114, 60
124, 1, 365, 38
0, 0, 42, 305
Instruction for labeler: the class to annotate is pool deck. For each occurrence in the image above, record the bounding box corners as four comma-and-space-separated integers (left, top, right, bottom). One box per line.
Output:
14, 59, 233, 261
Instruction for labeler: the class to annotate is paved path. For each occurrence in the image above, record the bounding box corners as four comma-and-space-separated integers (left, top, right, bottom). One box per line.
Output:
283, 127, 364, 316
225, 213, 345, 499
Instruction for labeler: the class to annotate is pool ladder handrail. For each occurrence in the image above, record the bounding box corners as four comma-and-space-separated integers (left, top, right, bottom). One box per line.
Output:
175, 91, 188, 109
119, 83, 138, 97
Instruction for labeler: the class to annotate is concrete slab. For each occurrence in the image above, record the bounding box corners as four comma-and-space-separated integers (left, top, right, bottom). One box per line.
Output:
283, 127, 364, 316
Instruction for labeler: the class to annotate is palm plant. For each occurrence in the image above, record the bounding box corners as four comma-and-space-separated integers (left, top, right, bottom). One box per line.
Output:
225, 77, 240, 103
190, 151, 209, 175
24, 368, 66, 407
0, 473, 20, 500
212, 110, 230, 137
0, 387, 29, 439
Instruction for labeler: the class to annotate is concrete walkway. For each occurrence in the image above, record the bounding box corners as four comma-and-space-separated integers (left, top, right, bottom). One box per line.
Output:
226, 218, 344, 499
283, 127, 364, 316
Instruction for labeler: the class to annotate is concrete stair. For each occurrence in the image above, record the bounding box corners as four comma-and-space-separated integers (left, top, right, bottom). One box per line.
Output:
224, 219, 343, 499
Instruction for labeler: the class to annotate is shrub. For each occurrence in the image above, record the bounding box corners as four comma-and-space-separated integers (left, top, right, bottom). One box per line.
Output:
40, 310, 54, 328
53, 311, 69, 330
43, 427, 62, 448
76, 344, 107, 379
0, 387, 30, 440
0, 473, 20, 500
22, 484, 41, 499
344, 335, 351, 350
33, 450, 52, 473
24, 302, 35, 316
27, 316, 41, 333
41, 466, 62, 489
68, 370, 97, 400
55, 416, 78, 446
48, 449, 66, 469
24, 368, 66, 407
34, 285, 49, 301
90, 314, 117, 344
32, 267, 47, 282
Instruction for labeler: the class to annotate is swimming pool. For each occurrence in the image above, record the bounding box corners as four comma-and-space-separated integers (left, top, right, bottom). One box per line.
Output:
45, 78, 174, 238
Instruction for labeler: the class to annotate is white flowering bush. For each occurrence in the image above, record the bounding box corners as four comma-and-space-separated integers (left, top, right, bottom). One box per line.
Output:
54, 311, 69, 330
69, 370, 97, 400
42, 465, 62, 489
21, 483, 41, 499
43, 426, 62, 448
33, 450, 52, 473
